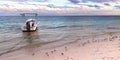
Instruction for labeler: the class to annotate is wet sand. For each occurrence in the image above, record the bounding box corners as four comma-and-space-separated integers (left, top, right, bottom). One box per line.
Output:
0, 31, 120, 60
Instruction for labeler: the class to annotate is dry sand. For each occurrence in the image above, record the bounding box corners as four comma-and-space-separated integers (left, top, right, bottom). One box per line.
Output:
0, 32, 120, 60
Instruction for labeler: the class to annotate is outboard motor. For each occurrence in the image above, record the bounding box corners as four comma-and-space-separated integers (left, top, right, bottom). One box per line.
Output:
26, 21, 30, 31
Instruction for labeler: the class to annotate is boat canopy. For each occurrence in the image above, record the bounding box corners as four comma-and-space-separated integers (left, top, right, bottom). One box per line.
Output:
20, 13, 38, 17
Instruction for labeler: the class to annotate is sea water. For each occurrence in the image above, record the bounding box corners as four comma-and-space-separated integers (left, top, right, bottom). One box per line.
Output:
0, 16, 120, 56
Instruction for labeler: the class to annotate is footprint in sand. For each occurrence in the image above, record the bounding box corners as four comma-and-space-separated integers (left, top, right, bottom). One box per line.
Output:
32, 53, 35, 56
102, 57, 114, 60
65, 57, 73, 60
51, 51, 54, 54
61, 53, 64, 55
45, 52, 49, 56
65, 47, 68, 51
54, 49, 56, 52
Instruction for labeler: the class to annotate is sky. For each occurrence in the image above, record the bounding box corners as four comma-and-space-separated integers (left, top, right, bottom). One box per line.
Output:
0, 0, 120, 16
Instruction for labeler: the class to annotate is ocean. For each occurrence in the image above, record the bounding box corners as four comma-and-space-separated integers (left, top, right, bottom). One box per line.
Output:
0, 16, 120, 56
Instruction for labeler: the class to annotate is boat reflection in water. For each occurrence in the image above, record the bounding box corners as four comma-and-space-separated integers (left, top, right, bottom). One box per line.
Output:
22, 30, 40, 55
22, 30, 39, 43
22, 30, 59, 55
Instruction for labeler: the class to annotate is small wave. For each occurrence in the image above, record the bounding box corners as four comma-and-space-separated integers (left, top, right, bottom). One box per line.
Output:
40, 25, 95, 29
107, 27, 120, 29
46, 26, 68, 29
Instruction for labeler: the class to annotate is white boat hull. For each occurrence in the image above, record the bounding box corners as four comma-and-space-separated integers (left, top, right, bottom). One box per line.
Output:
22, 26, 37, 32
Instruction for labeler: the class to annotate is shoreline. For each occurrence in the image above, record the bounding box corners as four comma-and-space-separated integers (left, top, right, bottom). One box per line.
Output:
1, 32, 120, 60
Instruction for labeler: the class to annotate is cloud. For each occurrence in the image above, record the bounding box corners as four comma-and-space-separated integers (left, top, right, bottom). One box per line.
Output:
2, 0, 120, 3
82, 0, 120, 2
87, 5, 101, 9
104, 3, 111, 6
68, 0, 80, 4
0, 0, 119, 16
0, 0, 47, 2
1, 0, 26, 2
115, 5, 120, 9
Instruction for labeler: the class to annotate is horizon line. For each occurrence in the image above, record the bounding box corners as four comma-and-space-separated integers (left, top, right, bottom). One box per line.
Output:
0, 15, 120, 17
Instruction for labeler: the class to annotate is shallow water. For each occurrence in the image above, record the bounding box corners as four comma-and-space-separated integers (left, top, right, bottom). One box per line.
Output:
0, 16, 120, 56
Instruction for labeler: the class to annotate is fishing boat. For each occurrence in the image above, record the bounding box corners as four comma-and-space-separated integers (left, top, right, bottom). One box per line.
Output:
21, 13, 38, 32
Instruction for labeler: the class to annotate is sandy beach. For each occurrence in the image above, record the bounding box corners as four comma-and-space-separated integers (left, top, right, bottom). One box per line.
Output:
0, 31, 120, 60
